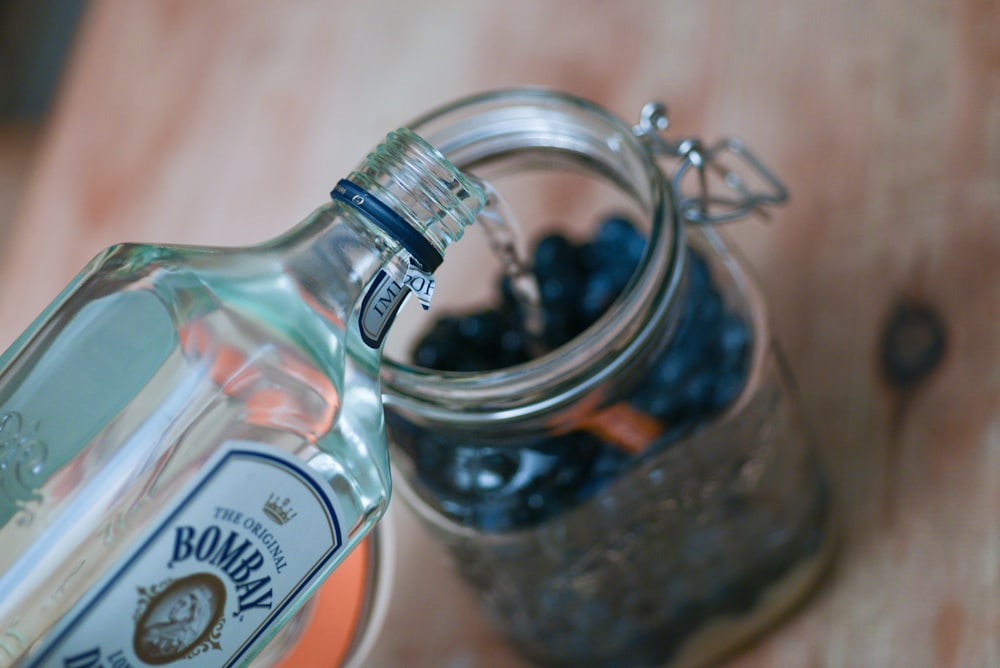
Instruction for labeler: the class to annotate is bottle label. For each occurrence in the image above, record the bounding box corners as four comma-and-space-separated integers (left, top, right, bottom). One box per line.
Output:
359, 266, 436, 348
29, 443, 343, 668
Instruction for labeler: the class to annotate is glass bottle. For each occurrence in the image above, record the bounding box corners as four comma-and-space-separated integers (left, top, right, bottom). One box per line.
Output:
0, 128, 484, 668
381, 89, 833, 667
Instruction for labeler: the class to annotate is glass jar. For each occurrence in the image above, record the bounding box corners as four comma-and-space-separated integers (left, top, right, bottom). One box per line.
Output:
381, 89, 833, 668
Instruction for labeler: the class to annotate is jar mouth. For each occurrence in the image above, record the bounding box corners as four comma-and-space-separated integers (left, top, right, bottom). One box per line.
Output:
382, 87, 685, 431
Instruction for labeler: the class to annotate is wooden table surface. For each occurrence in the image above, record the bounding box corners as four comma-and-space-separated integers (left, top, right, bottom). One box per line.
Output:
2, 2, 998, 666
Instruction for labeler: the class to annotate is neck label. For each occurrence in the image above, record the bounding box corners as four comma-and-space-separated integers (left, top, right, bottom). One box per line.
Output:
359, 266, 436, 348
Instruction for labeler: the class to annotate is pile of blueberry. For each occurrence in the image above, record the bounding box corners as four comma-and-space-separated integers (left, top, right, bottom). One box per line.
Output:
400, 216, 754, 532
414, 216, 648, 371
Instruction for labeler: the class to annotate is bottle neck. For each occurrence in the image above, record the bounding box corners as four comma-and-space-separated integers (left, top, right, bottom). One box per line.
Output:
271, 129, 484, 343
346, 128, 484, 263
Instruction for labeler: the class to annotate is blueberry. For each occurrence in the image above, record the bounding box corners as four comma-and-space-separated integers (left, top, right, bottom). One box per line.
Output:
599, 215, 645, 250
684, 249, 712, 299
652, 351, 694, 388
718, 312, 752, 364
584, 216, 646, 270
542, 308, 577, 349
534, 235, 586, 310
682, 369, 718, 413
660, 340, 705, 391
690, 290, 723, 329
413, 337, 452, 369
539, 274, 572, 305
497, 329, 530, 367
413, 317, 461, 369
638, 391, 685, 422
579, 218, 644, 317
457, 310, 506, 353
533, 233, 578, 269
579, 270, 623, 324
710, 373, 745, 411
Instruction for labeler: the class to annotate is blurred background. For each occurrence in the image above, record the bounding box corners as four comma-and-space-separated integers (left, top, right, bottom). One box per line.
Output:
0, 1, 997, 666
0, 0, 86, 245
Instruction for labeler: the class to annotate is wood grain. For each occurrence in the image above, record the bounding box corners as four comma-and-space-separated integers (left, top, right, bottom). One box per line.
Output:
1, 1, 997, 666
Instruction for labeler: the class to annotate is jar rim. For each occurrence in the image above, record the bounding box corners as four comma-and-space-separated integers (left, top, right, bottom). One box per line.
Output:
382, 87, 685, 431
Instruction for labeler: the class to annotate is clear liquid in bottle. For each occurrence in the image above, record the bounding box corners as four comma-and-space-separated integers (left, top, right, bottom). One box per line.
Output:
0, 127, 485, 668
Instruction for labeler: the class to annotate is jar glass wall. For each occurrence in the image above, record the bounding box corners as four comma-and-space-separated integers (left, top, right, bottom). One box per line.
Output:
381, 89, 833, 668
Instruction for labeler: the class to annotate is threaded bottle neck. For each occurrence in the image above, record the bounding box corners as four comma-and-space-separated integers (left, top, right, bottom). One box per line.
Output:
348, 128, 484, 260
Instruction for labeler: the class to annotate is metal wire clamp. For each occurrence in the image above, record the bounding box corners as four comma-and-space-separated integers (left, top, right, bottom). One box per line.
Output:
632, 101, 789, 225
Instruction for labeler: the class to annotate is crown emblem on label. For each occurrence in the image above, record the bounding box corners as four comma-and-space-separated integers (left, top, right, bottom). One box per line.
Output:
263, 494, 297, 525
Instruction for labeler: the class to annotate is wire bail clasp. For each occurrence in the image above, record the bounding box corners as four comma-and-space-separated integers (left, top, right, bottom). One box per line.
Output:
632, 101, 789, 225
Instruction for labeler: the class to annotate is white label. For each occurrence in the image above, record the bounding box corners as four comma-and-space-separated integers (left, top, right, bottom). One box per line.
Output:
359, 265, 436, 348
29, 443, 343, 668
402, 266, 436, 310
